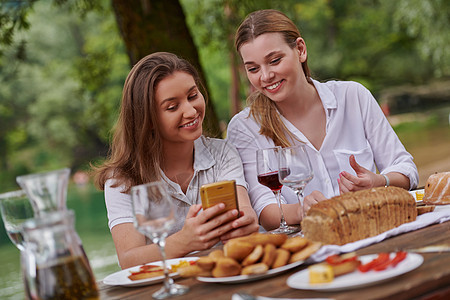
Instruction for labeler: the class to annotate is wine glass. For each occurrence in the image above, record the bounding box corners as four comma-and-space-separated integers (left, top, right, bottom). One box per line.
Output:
0, 190, 34, 251
278, 144, 314, 225
131, 181, 189, 299
256, 147, 299, 234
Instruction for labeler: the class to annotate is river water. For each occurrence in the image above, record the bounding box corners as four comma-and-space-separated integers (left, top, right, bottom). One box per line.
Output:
0, 184, 121, 299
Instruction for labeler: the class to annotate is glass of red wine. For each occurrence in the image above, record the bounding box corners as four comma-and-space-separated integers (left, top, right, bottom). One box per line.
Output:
256, 147, 299, 234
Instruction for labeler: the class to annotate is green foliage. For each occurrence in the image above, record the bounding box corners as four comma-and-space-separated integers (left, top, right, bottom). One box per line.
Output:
0, 0, 448, 190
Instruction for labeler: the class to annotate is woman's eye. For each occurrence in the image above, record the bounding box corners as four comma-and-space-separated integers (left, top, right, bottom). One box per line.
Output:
270, 57, 281, 64
167, 104, 177, 111
188, 93, 198, 101
247, 66, 258, 73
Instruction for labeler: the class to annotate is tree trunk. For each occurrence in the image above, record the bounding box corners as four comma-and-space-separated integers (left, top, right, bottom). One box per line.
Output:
110, 0, 221, 137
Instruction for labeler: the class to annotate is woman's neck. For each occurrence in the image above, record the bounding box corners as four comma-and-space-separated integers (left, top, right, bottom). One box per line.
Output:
162, 141, 195, 193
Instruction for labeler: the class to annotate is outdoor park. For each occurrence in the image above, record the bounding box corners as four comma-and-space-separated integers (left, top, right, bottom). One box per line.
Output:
0, 0, 448, 298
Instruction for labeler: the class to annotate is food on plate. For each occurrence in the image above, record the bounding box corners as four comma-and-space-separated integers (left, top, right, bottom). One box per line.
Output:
208, 249, 225, 261
423, 172, 450, 205
262, 244, 277, 267
308, 263, 334, 284
223, 240, 254, 261
242, 244, 264, 266
212, 257, 241, 277
177, 264, 211, 277
302, 186, 417, 245
281, 236, 309, 252
177, 233, 320, 278
127, 259, 195, 281
308, 252, 407, 284
233, 232, 288, 247
289, 242, 322, 263
308, 252, 361, 284
272, 248, 291, 269
417, 205, 435, 215
241, 262, 269, 275
196, 257, 215, 271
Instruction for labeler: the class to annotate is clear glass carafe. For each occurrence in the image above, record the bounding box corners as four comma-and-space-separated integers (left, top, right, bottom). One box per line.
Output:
21, 210, 98, 300
16, 168, 71, 215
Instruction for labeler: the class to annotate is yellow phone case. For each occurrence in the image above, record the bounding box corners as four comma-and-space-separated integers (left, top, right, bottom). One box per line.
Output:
200, 180, 239, 218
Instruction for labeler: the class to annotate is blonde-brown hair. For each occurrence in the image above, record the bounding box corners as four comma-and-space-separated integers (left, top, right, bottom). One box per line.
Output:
235, 9, 312, 147
92, 52, 207, 193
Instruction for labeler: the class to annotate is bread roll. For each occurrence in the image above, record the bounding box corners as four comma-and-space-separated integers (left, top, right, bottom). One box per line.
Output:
196, 256, 215, 271
423, 172, 450, 205
212, 257, 241, 277
177, 265, 211, 278
223, 240, 254, 261
289, 242, 321, 264
234, 232, 288, 247
281, 236, 308, 252
242, 244, 263, 266
241, 263, 269, 275
271, 248, 290, 269
302, 186, 417, 245
262, 244, 277, 267
208, 249, 225, 261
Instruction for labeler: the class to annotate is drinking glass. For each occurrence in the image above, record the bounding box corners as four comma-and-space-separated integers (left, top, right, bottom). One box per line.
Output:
0, 190, 34, 251
278, 145, 314, 224
131, 181, 189, 299
256, 147, 299, 234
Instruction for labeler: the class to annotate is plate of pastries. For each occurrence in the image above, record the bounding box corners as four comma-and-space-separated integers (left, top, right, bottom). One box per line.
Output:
178, 233, 321, 283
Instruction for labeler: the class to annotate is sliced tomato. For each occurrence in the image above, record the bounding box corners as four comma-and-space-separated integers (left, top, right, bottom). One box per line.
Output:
326, 254, 342, 265
390, 251, 407, 267
358, 253, 390, 272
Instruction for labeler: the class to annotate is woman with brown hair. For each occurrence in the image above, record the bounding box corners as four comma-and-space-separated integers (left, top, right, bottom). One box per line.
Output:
227, 9, 418, 231
93, 52, 258, 269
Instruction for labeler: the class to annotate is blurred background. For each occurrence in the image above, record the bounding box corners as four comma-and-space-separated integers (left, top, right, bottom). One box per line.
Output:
0, 0, 449, 298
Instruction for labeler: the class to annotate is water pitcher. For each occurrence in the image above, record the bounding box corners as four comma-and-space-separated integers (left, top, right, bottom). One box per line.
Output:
21, 210, 98, 299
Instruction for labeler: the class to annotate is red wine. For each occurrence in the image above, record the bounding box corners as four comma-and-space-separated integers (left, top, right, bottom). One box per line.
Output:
258, 171, 282, 191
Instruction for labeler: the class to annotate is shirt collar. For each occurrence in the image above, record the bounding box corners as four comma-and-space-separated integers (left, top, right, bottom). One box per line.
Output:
311, 78, 337, 111
193, 136, 215, 171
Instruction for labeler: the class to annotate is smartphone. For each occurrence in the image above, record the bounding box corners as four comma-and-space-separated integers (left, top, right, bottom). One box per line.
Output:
200, 180, 239, 219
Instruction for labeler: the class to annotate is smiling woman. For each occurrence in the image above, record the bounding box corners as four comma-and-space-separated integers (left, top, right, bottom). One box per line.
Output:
91, 52, 259, 270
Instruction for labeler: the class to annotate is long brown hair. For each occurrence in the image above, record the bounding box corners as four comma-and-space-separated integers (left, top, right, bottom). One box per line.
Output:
235, 9, 312, 147
92, 52, 207, 193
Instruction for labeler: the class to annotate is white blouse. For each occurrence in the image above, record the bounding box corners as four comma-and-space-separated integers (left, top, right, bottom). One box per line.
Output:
227, 79, 418, 218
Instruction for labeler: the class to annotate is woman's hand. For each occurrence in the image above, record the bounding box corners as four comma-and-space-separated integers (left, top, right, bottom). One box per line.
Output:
219, 205, 259, 242
174, 203, 240, 253
303, 190, 327, 217
338, 155, 385, 193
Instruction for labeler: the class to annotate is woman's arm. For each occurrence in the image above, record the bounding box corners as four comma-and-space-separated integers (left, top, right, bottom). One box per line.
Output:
112, 203, 243, 269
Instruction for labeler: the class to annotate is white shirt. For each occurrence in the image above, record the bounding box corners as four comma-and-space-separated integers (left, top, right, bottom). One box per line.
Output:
104, 136, 247, 235
227, 79, 419, 218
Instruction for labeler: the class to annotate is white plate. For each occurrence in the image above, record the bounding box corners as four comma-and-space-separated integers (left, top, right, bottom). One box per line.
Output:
287, 253, 423, 292
409, 189, 424, 202
102, 257, 199, 287
196, 259, 305, 284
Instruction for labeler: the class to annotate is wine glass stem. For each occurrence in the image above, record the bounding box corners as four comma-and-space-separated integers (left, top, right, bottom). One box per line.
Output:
157, 238, 172, 290
274, 190, 288, 229
294, 187, 305, 218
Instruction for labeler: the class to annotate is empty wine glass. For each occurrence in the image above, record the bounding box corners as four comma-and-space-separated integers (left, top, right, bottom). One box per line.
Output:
278, 144, 314, 225
256, 147, 299, 234
131, 181, 189, 299
0, 190, 34, 251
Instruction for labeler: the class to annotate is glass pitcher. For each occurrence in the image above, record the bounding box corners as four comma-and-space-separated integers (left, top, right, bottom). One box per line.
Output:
21, 210, 98, 300
16, 168, 71, 215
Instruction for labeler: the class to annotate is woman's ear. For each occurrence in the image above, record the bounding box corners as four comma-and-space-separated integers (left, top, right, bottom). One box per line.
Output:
296, 37, 308, 63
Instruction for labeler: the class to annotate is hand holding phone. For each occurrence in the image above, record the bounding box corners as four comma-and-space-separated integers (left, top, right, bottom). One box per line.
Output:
200, 180, 239, 219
